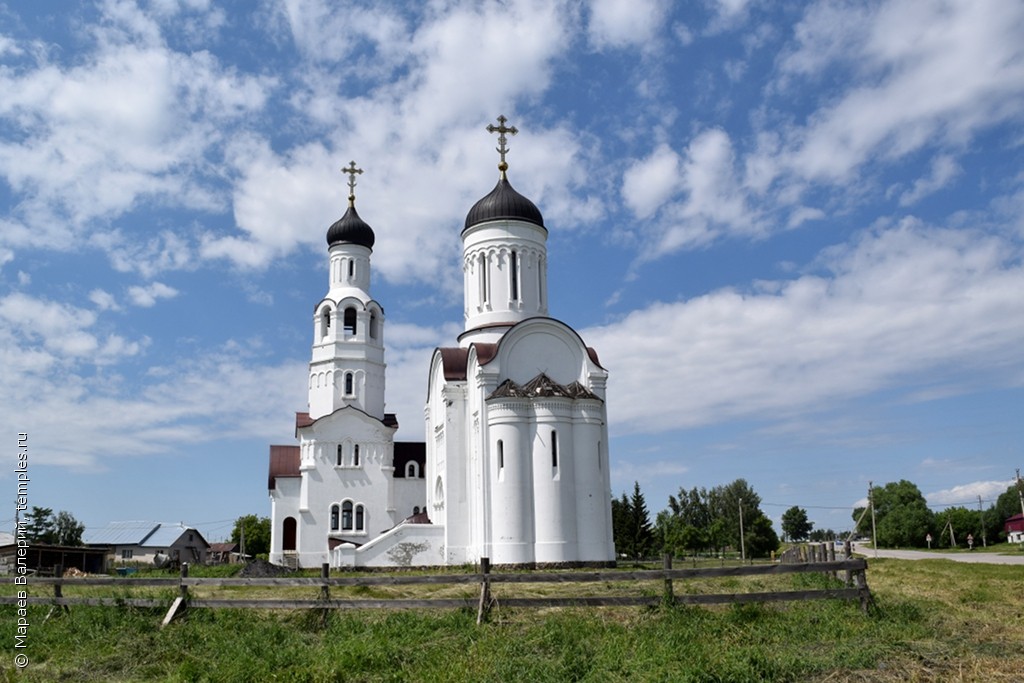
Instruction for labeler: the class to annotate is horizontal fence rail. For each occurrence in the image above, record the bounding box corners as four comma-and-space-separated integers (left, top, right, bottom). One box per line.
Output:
3, 556, 872, 626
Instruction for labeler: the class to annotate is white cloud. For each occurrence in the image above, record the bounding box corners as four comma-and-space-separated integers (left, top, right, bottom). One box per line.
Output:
89, 289, 120, 311
898, 155, 961, 206
622, 144, 681, 219
763, 0, 1024, 186
588, 0, 669, 50
127, 281, 179, 307
0, 292, 143, 363
585, 219, 1024, 435
0, 2, 272, 254
647, 128, 761, 254
926, 480, 1016, 507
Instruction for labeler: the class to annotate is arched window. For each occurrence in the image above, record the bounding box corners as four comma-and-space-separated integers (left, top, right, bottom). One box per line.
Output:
479, 253, 488, 304
337, 445, 343, 466
344, 372, 354, 396
282, 517, 297, 551
320, 307, 331, 337
348, 259, 354, 279
330, 504, 339, 531
369, 311, 378, 339
509, 250, 519, 301
405, 461, 419, 478
355, 504, 365, 531
341, 501, 353, 531
343, 307, 357, 336
435, 476, 444, 503
353, 444, 360, 467
551, 430, 558, 468
497, 439, 504, 470
413, 506, 420, 515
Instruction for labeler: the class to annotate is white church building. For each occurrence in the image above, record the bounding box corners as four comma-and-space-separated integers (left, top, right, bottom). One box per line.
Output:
268, 118, 615, 568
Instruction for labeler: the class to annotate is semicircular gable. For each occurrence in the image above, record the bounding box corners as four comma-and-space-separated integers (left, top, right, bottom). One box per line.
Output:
493, 318, 589, 386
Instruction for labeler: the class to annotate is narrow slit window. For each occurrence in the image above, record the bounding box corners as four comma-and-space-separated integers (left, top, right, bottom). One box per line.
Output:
497, 440, 504, 470
348, 259, 354, 279
353, 444, 360, 467
337, 445, 343, 466
344, 372, 354, 396
510, 251, 519, 301
330, 504, 339, 531
355, 505, 365, 531
479, 253, 489, 304
551, 430, 558, 468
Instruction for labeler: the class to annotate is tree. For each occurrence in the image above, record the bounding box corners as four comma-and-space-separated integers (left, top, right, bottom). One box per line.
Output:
24, 507, 56, 544
938, 506, 983, 548
231, 515, 271, 557
660, 486, 712, 556
809, 528, 838, 542
611, 482, 654, 560
22, 507, 84, 545
992, 484, 1024, 541
744, 513, 780, 558
781, 506, 813, 542
53, 511, 85, 546
707, 479, 762, 553
853, 480, 934, 548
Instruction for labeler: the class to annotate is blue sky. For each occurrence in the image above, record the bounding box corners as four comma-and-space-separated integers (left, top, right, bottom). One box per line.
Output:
1, 0, 1022, 543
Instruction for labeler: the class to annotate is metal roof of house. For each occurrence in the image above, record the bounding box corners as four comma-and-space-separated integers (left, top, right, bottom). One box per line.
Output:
84, 521, 207, 548
84, 521, 160, 545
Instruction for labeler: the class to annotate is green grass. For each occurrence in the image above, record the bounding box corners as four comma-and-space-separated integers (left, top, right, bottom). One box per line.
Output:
2, 559, 1022, 682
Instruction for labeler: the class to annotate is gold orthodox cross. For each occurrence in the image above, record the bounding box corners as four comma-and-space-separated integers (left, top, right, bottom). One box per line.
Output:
341, 160, 363, 205
486, 115, 518, 174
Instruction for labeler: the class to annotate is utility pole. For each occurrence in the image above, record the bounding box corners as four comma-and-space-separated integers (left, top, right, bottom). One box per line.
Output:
977, 495, 987, 547
738, 498, 746, 563
869, 481, 878, 558
1017, 469, 1024, 518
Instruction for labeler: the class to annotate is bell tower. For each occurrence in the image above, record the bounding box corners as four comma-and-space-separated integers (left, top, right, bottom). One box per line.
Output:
308, 162, 386, 419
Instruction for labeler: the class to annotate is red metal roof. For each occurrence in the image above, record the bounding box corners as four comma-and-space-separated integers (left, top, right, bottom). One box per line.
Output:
268, 445, 300, 490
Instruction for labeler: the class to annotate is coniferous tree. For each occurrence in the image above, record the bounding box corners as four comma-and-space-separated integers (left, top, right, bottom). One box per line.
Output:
611, 483, 655, 560
23, 506, 56, 544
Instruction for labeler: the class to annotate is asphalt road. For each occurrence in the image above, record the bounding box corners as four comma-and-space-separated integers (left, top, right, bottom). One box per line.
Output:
855, 546, 1024, 565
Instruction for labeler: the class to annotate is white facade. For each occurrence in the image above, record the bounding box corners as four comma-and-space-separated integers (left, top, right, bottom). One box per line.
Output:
268, 199, 426, 569
424, 173, 616, 567
268, 149, 615, 568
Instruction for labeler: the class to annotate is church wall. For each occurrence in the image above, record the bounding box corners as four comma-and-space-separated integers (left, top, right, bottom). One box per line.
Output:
571, 401, 613, 561
269, 477, 300, 563
487, 402, 534, 565
531, 399, 579, 563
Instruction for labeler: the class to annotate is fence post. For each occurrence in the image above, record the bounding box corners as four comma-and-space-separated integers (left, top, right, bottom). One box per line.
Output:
161, 562, 189, 628
44, 565, 70, 621
844, 540, 853, 586
476, 557, 491, 625
854, 565, 873, 614
663, 553, 674, 606
320, 563, 330, 601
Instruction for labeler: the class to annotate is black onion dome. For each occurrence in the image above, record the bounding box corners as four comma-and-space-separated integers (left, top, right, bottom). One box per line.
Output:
326, 205, 375, 249
464, 177, 545, 232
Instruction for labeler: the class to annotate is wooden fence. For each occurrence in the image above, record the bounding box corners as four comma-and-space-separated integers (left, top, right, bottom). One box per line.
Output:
4, 554, 872, 626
